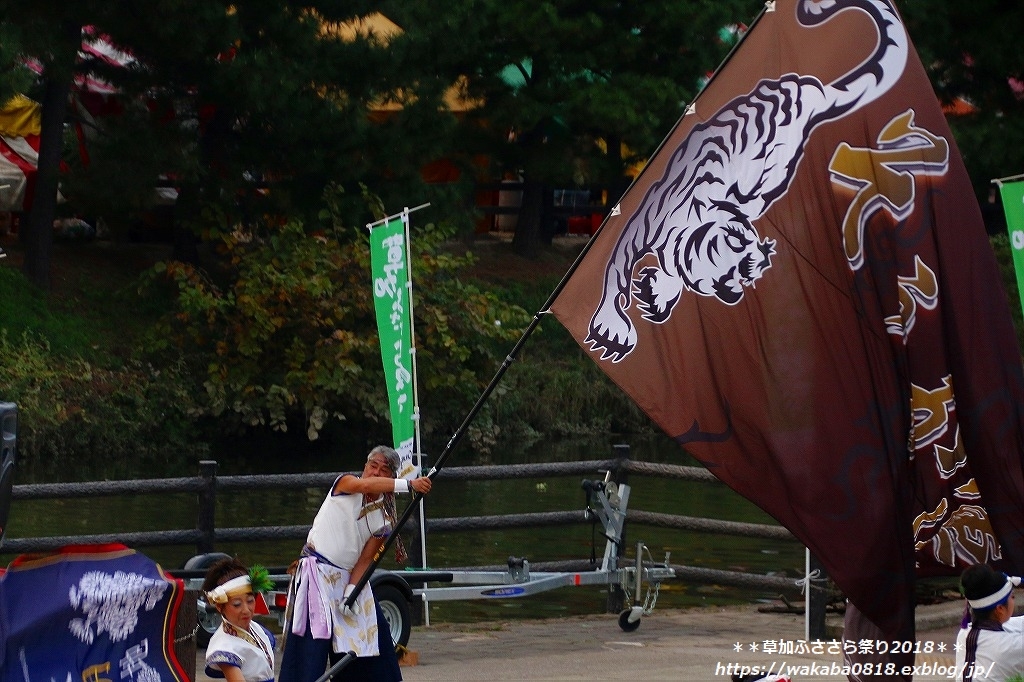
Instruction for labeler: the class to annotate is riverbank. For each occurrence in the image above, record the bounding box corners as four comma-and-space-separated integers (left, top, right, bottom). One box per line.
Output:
195, 601, 967, 681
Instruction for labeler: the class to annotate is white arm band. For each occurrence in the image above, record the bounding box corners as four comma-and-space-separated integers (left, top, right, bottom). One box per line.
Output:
394, 478, 410, 493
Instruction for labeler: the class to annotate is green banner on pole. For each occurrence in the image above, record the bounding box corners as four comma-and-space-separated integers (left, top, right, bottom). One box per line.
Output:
999, 180, 1024, 319
370, 216, 416, 478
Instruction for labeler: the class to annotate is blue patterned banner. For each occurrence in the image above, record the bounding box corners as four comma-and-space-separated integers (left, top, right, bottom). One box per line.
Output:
0, 544, 187, 682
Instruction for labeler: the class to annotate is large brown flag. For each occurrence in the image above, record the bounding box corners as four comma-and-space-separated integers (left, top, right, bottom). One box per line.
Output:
550, 0, 1024, 642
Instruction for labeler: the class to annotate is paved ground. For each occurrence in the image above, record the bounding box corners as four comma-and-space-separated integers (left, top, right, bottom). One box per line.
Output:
193, 601, 966, 681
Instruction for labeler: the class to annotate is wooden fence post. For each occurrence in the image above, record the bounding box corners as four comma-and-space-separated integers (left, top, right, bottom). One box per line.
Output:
808, 551, 828, 641
197, 460, 217, 555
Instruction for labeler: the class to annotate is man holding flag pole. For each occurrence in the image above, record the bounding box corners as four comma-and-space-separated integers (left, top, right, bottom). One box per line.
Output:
278, 444, 430, 682
278, 206, 434, 682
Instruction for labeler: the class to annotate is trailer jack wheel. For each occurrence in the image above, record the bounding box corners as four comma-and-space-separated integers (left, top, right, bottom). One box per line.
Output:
181, 552, 233, 647
618, 607, 642, 632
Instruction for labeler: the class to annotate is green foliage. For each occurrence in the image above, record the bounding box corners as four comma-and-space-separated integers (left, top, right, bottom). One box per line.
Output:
143, 218, 372, 436
379, 0, 757, 255
0, 266, 97, 358
1, 252, 203, 470
492, 345, 655, 442
0, 24, 32, 104
474, 270, 656, 442
142, 194, 532, 443
0, 329, 202, 476
0, 0, 458, 257
949, 113, 1024, 201
900, 0, 1024, 202
18, 0, 1023, 462
1, 248, 170, 364
414, 265, 535, 445
391, 0, 751, 184
60, 105, 201, 230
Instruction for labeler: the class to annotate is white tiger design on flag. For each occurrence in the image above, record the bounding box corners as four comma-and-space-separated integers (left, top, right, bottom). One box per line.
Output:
585, 0, 908, 362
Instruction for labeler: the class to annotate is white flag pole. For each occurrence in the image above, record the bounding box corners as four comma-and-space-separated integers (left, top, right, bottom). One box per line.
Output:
366, 202, 431, 229
993, 173, 1024, 186
805, 547, 811, 642
401, 206, 431, 626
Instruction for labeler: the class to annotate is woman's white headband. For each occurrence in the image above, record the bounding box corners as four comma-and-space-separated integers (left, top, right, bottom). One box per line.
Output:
206, 575, 252, 604
968, 575, 1021, 610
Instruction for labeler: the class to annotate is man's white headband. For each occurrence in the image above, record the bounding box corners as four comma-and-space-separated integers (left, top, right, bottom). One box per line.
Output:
206, 575, 252, 604
968, 575, 1021, 609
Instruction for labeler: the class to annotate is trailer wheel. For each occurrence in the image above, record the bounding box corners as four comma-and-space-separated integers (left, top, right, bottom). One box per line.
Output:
196, 600, 222, 649
376, 584, 411, 649
618, 608, 641, 632
183, 552, 232, 648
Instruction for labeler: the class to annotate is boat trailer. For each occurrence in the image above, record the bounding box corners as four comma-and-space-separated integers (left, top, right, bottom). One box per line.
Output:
398, 471, 675, 632
180, 472, 675, 647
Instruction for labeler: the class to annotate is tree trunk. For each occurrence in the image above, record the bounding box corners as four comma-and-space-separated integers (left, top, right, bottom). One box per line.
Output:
511, 179, 553, 259
22, 24, 78, 291
168, 102, 236, 265
170, 185, 201, 266
604, 134, 633, 207
512, 180, 542, 258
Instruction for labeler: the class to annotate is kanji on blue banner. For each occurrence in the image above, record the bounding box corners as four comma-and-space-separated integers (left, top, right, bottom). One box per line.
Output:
0, 544, 188, 682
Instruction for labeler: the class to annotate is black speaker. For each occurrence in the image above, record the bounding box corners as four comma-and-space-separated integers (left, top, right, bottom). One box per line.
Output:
0, 402, 16, 549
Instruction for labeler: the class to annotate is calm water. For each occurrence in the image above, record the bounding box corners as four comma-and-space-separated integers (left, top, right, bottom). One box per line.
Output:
3, 434, 805, 623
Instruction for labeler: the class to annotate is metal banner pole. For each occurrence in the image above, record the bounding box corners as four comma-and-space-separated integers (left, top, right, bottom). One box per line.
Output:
401, 207, 431, 626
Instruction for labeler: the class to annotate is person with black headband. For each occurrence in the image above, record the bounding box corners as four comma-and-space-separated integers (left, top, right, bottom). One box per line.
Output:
955, 563, 1024, 681
279, 445, 432, 682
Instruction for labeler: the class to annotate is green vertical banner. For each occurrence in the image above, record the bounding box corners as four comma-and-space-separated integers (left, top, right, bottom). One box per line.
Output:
999, 180, 1024, 319
370, 216, 417, 479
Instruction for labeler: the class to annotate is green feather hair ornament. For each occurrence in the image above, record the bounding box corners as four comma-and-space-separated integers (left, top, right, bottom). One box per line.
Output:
248, 564, 274, 594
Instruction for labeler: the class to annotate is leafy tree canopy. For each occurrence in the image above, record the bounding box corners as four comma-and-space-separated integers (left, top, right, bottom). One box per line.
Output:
139, 185, 532, 442
382, 0, 759, 254
900, 0, 1024, 197
0, 0, 459, 237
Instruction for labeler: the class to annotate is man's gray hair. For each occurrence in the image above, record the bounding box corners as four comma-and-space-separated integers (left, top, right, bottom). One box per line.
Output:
367, 445, 401, 477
